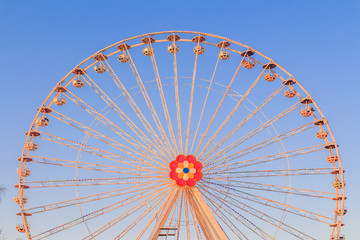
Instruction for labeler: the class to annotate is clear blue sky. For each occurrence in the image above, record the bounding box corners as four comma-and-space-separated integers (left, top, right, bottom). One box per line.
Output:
0, 0, 359, 239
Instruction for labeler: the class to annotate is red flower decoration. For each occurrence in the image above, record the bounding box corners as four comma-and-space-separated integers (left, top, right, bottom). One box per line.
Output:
169, 155, 203, 187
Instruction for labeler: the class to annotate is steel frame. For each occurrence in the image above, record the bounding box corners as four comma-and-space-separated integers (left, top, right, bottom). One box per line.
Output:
16, 31, 345, 240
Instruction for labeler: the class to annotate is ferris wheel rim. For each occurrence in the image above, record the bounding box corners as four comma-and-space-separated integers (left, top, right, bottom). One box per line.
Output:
17, 30, 345, 239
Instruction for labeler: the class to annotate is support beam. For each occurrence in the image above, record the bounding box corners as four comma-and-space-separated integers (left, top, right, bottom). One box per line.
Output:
190, 187, 228, 240
187, 190, 215, 240
149, 188, 180, 240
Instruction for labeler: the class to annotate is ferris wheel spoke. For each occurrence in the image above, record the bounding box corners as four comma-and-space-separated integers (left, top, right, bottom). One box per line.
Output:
113, 194, 168, 240
63, 90, 159, 158
135, 187, 178, 240
193, 58, 247, 157
47, 109, 166, 170
187, 187, 248, 240
84, 187, 171, 240
36, 131, 167, 173
199, 187, 273, 239
103, 57, 174, 162
190, 56, 220, 155
206, 194, 278, 240
82, 73, 171, 162
45, 188, 165, 239
208, 201, 249, 240
201, 177, 335, 199
204, 121, 315, 172
212, 207, 249, 240
171, 43, 183, 154
185, 187, 229, 240
202, 186, 314, 239
203, 84, 285, 161
120, 192, 179, 240
205, 144, 326, 173
199, 182, 334, 224
48, 109, 140, 157
207, 167, 333, 179
29, 155, 162, 177
125, 48, 175, 160
202, 101, 302, 166
24, 176, 165, 188
149, 44, 179, 156
25, 181, 161, 214
33, 184, 168, 239
184, 45, 200, 155
196, 66, 267, 159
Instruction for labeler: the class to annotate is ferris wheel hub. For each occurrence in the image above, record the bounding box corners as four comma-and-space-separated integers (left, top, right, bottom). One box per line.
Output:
169, 154, 203, 187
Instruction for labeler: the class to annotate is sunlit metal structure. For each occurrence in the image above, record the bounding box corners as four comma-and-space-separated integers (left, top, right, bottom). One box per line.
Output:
16, 31, 345, 239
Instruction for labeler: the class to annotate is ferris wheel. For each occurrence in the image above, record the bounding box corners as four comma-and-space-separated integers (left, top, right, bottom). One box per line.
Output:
15, 31, 346, 240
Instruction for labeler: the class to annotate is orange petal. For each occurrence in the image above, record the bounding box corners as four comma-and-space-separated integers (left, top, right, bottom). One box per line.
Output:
188, 163, 194, 169
188, 172, 194, 179
178, 172, 184, 178
178, 162, 184, 168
